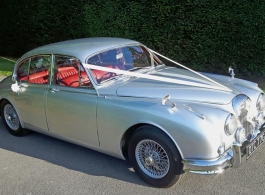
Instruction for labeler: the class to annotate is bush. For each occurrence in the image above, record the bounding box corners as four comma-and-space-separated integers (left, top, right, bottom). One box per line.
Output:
0, 0, 264, 76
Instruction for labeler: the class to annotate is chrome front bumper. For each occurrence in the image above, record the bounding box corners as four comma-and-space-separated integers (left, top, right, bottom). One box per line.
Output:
182, 127, 265, 174
182, 144, 237, 174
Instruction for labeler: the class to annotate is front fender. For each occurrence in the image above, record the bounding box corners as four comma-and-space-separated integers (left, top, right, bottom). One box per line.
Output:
96, 96, 231, 160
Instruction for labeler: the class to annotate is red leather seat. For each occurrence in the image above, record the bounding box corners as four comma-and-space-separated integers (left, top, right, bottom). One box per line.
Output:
57, 67, 78, 79
57, 66, 90, 87
28, 70, 49, 84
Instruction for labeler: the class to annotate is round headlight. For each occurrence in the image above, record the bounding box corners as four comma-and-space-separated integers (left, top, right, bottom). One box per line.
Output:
224, 114, 238, 135
257, 93, 265, 111
235, 127, 246, 144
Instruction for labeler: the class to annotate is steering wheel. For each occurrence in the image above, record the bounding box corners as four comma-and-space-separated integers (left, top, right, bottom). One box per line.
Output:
69, 81, 79, 87
98, 72, 117, 83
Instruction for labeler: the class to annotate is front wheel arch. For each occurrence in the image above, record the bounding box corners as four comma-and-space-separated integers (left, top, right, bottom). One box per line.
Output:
127, 125, 183, 188
121, 123, 183, 161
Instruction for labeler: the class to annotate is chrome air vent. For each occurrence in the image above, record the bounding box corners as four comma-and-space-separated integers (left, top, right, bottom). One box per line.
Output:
232, 94, 254, 140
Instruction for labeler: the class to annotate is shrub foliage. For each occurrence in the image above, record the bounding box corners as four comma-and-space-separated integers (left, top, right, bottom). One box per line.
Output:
0, 0, 264, 76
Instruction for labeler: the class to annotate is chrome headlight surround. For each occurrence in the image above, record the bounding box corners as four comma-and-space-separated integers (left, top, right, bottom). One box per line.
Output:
256, 93, 265, 112
232, 94, 249, 116
224, 114, 238, 136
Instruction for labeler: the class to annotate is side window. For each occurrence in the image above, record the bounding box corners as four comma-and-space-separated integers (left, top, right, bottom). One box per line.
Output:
54, 56, 91, 88
16, 59, 30, 82
28, 55, 51, 84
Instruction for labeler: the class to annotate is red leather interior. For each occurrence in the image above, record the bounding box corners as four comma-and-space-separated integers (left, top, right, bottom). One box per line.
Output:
28, 70, 49, 84
57, 66, 90, 87
19, 76, 27, 81
21, 64, 122, 85
58, 67, 78, 79
90, 65, 121, 82
60, 72, 88, 87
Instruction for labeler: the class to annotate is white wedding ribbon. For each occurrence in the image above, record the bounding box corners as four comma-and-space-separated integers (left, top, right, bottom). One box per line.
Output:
83, 63, 232, 92
11, 82, 21, 93
149, 49, 231, 91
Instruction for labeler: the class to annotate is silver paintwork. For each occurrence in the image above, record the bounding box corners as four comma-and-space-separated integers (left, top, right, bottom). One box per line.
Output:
135, 139, 170, 179
0, 37, 265, 176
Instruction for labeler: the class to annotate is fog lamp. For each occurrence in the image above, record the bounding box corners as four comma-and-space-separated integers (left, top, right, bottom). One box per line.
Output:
235, 127, 246, 144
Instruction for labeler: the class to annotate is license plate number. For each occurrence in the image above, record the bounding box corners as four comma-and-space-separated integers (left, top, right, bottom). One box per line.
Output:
246, 131, 265, 159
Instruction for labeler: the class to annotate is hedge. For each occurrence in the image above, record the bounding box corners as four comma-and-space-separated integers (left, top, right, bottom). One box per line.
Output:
0, 0, 264, 76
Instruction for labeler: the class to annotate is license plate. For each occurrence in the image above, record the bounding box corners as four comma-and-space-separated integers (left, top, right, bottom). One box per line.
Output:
246, 131, 265, 159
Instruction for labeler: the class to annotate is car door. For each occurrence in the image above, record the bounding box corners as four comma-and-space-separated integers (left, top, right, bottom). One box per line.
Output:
13, 55, 51, 131
45, 55, 99, 146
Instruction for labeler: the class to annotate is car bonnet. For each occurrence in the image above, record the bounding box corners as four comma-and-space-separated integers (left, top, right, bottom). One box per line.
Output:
116, 67, 238, 105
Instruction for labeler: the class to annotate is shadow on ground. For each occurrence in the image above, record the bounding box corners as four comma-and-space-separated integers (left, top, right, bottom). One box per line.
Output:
0, 118, 148, 187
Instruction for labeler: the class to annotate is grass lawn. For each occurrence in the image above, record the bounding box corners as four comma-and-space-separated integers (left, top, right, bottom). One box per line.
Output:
0, 57, 15, 76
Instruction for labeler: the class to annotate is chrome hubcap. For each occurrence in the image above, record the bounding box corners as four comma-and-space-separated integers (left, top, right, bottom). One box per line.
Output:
145, 156, 154, 166
4, 104, 19, 130
135, 139, 170, 179
7, 115, 12, 121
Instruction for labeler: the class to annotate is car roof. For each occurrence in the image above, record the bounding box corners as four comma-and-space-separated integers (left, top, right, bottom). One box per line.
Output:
20, 37, 140, 62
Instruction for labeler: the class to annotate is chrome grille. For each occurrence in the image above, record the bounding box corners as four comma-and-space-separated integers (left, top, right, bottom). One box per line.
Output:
232, 94, 254, 140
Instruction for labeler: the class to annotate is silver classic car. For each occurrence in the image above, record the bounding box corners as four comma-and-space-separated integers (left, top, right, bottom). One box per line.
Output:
0, 37, 265, 188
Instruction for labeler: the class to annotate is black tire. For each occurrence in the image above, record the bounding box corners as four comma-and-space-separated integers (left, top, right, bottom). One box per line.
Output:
128, 125, 183, 188
1, 100, 29, 136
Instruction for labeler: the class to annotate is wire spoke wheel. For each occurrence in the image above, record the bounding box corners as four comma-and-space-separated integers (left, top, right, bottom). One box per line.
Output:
1, 100, 29, 136
129, 126, 183, 187
4, 104, 20, 130
135, 139, 170, 179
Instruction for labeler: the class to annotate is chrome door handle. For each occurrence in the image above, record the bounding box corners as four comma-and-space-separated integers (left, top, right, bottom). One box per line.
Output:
49, 88, 60, 93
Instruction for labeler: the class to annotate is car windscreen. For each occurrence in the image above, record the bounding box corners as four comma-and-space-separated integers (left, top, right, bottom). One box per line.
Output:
87, 45, 163, 83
